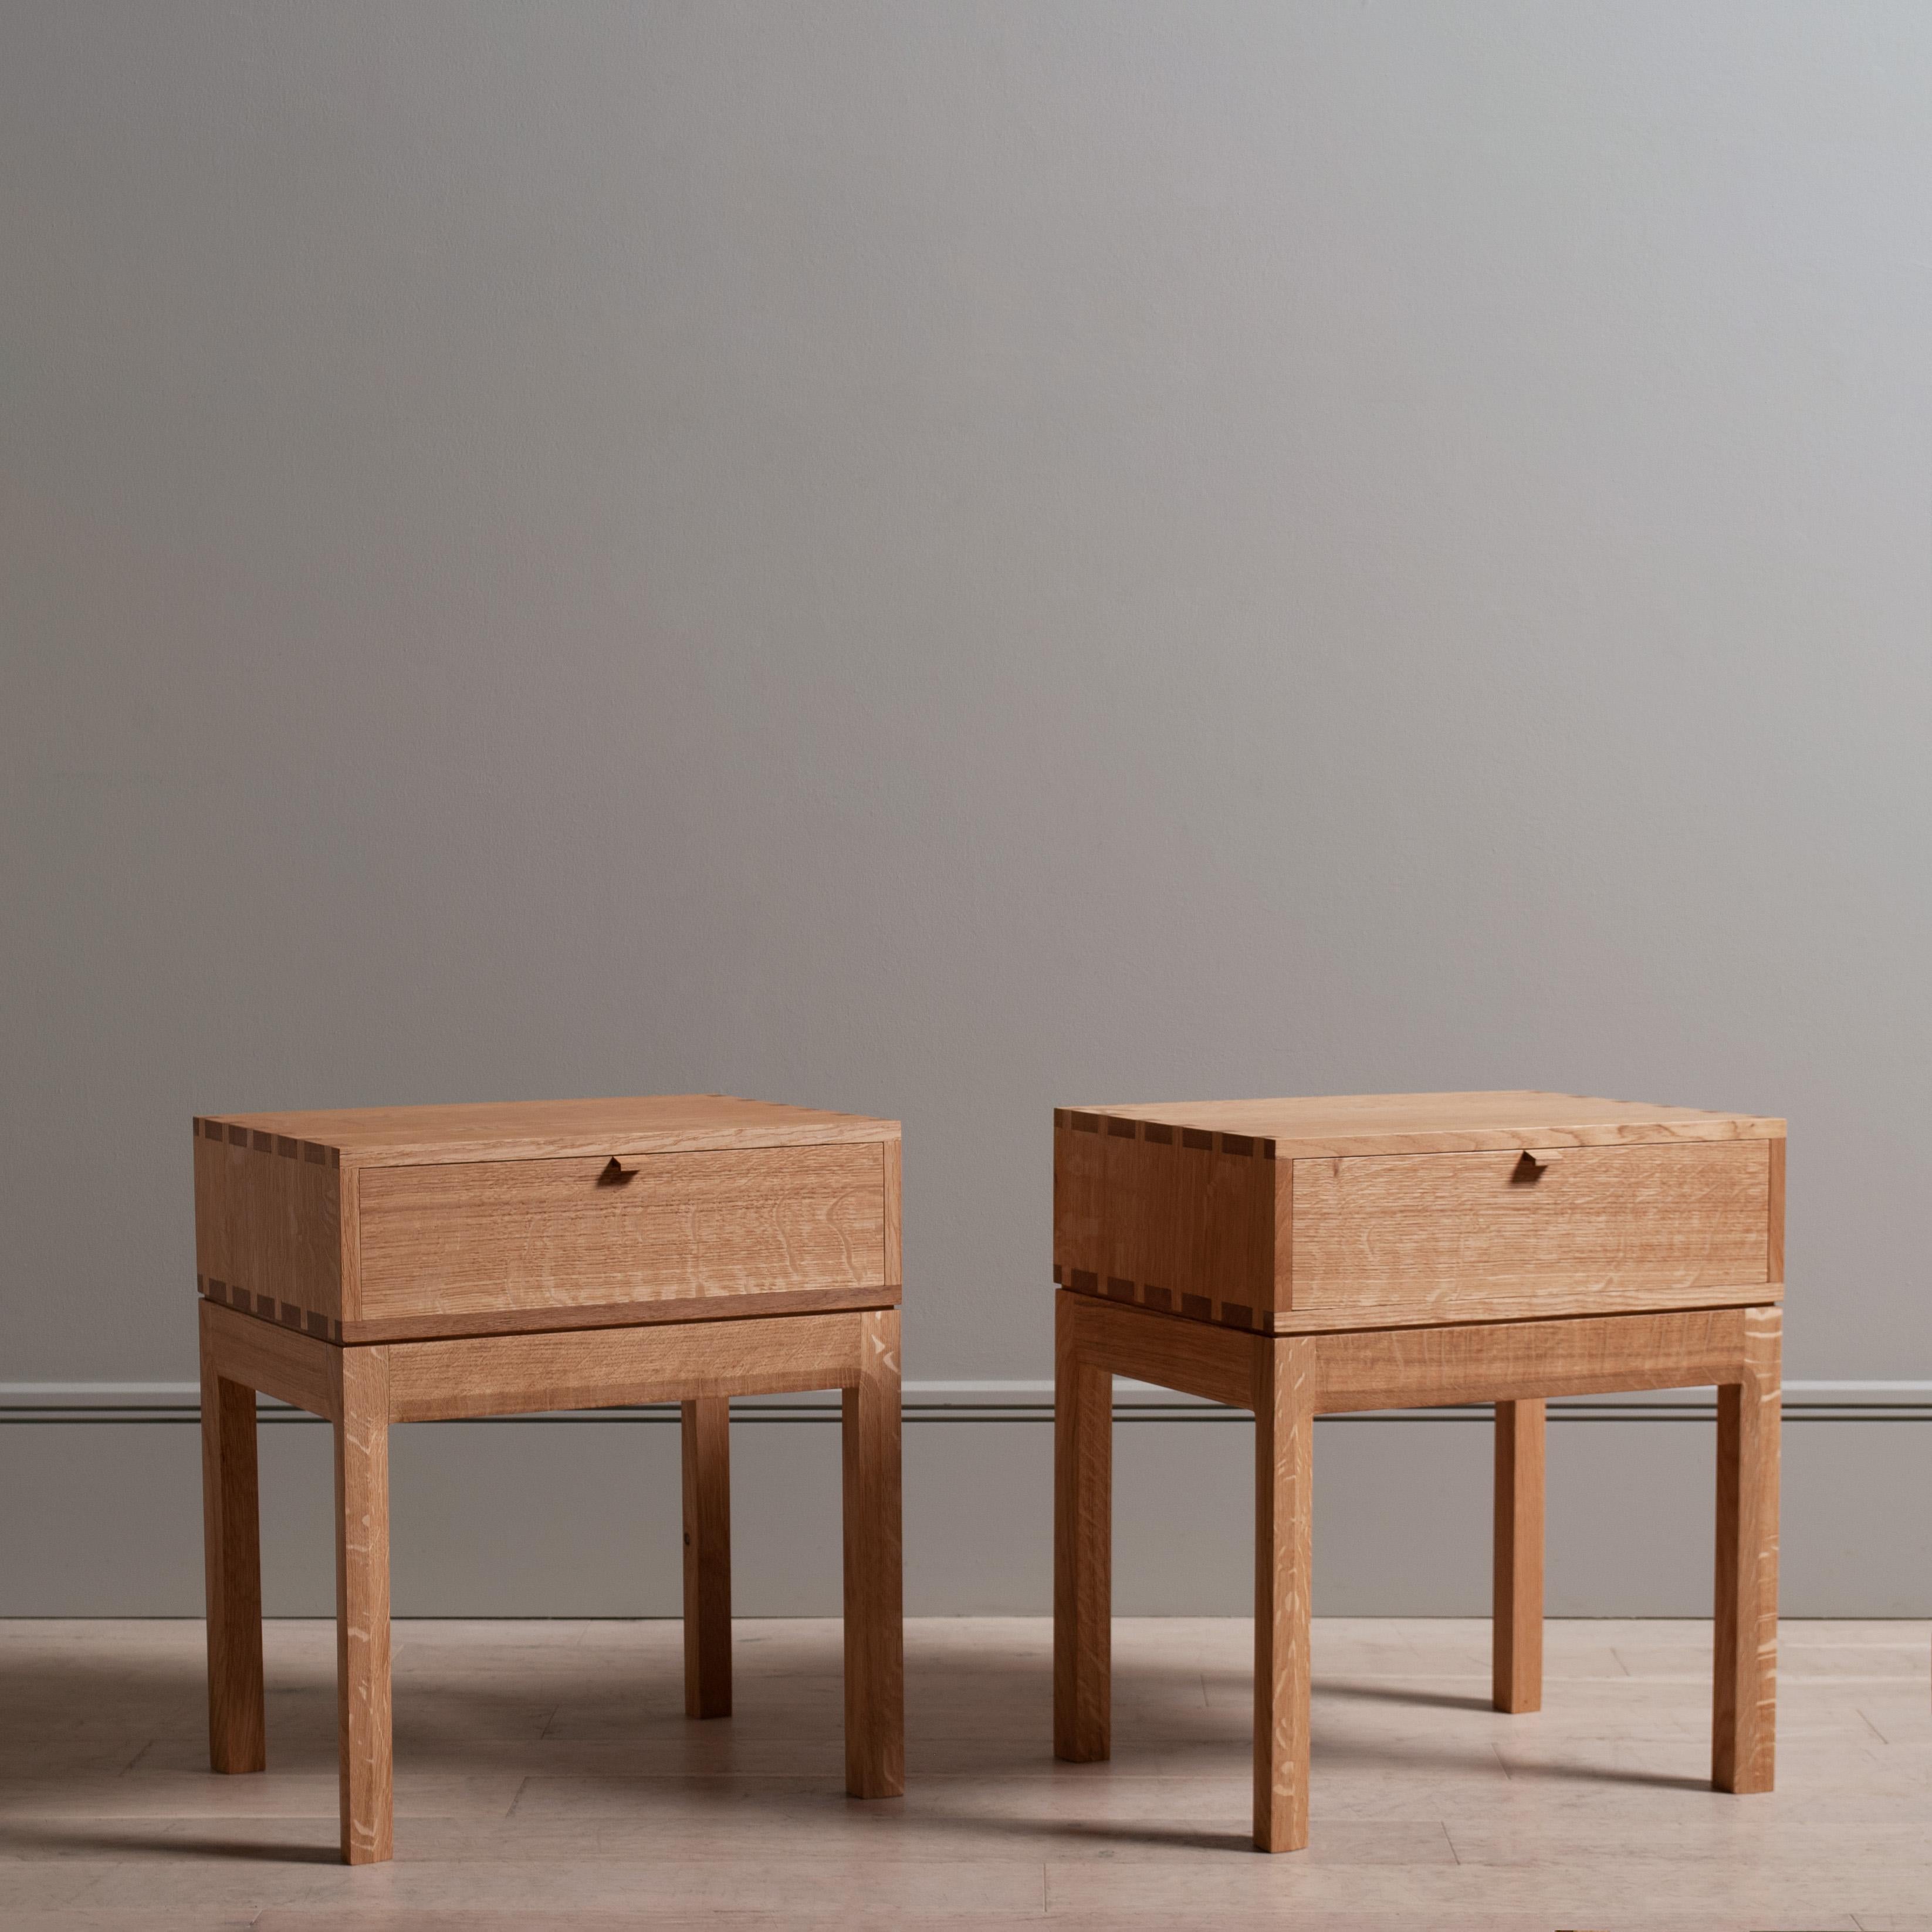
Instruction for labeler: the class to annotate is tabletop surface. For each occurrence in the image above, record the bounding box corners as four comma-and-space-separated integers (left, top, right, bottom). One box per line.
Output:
196, 1094, 898, 1166
1064, 1090, 1784, 1159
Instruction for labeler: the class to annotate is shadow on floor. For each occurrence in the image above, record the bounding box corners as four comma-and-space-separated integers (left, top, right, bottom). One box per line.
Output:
0, 1630, 1718, 1865
1315, 1678, 1496, 1714
0, 1822, 338, 1863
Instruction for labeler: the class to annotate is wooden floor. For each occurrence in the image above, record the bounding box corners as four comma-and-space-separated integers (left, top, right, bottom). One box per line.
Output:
2, 1618, 1929, 1930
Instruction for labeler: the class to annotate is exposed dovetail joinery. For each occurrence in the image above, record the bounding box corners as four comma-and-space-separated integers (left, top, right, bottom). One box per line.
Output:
1059, 1266, 1267, 1337
1053, 1107, 1277, 1332
277, 1136, 299, 1159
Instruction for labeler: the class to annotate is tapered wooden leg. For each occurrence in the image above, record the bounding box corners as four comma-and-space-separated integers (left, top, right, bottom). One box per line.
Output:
841, 1308, 904, 1798
333, 1346, 393, 1865
199, 1305, 265, 1774
1714, 1305, 1780, 1794
1054, 1292, 1113, 1763
682, 1395, 733, 1718
1493, 1396, 1545, 1714
1254, 1336, 1315, 1853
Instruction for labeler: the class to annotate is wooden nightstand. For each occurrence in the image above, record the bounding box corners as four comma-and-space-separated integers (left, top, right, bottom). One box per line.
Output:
192, 1095, 904, 1864
1051, 1091, 1784, 1852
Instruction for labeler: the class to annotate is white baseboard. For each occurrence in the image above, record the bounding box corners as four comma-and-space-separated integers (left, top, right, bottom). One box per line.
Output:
6, 1380, 1927, 1617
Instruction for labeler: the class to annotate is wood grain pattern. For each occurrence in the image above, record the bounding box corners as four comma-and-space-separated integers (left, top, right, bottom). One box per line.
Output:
1054, 1111, 1276, 1320
1059, 1290, 1257, 1409
1260, 1275, 1779, 1334
1767, 1135, 1785, 1285
1252, 1336, 1314, 1853
1052, 1112, 1105, 1298
1063, 1250, 1777, 1337
1492, 1398, 1545, 1714
1085, 1091, 1785, 1159
681, 1396, 732, 1721
1714, 1304, 1781, 1795
1055, 1281, 1782, 1849
332, 1346, 393, 1866
842, 1308, 904, 1799
199, 1296, 338, 1421
1312, 1305, 1750, 1414
201, 1094, 898, 1167
1054, 1097, 1780, 1334
384, 1309, 868, 1423
331, 1281, 899, 1345
357, 1144, 886, 1324
192, 1097, 905, 1870
197, 1301, 901, 1867
882, 1137, 902, 1287
193, 1118, 343, 1337
1053, 1290, 1113, 1764
1290, 1141, 1770, 1318
198, 1307, 265, 1776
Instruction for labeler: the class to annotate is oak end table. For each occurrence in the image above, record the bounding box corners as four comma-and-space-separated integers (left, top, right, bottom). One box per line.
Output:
194, 1095, 904, 1864
1051, 1091, 1784, 1852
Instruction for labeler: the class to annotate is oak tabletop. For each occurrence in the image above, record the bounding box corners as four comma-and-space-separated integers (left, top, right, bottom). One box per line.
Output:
1061, 1090, 1784, 1159
195, 1094, 899, 1167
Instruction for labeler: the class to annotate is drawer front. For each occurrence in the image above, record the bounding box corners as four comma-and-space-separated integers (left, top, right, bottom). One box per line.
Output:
357, 1143, 888, 1321
1290, 1140, 1770, 1318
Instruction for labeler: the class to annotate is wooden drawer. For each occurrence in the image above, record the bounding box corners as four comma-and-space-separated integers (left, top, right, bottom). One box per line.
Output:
1289, 1140, 1770, 1321
357, 1143, 889, 1324
1054, 1093, 1784, 1334
194, 1095, 901, 1341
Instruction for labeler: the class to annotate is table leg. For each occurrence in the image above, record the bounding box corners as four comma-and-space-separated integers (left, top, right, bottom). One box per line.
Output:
1254, 1336, 1315, 1852
842, 1307, 904, 1798
1493, 1396, 1545, 1714
1714, 1305, 1780, 1794
334, 1345, 393, 1865
682, 1395, 733, 1718
199, 1308, 265, 1774
1054, 1292, 1113, 1763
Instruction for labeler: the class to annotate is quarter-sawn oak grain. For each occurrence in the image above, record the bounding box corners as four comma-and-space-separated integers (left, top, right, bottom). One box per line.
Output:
193, 1096, 901, 1341
1055, 1092, 1782, 1334
1051, 1089, 1785, 1856
357, 1144, 886, 1323
1492, 1397, 1545, 1715
194, 1092, 906, 1869
681, 1396, 733, 1721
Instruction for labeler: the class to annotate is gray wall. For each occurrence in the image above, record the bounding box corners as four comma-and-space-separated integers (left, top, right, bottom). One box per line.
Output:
4, 4, 1928, 1612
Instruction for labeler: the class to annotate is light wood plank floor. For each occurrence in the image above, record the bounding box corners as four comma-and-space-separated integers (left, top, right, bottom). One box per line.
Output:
2, 1617, 1928, 1930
